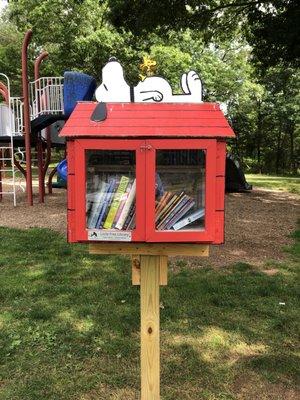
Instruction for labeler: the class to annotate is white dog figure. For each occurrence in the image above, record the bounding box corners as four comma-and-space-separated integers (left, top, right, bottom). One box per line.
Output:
95, 58, 202, 103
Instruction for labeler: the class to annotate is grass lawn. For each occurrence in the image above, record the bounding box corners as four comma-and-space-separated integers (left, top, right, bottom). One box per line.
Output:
0, 227, 299, 399
245, 174, 300, 195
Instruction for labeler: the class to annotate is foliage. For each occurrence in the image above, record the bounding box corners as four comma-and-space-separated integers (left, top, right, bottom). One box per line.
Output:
108, 0, 300, 68
0, 226, 299, 399
245, 174, 300, 195
0, 0, 299, 174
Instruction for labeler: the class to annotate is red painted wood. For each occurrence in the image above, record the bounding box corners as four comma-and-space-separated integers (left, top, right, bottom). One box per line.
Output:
75, 102, 222, 112
60, 102, 235, 139
64, 104, 232, 244
67, 140, 75, 174
65, 118, 228, 128
145, 139, 216, 243
215, 176, 225, 211
73, 139, 146, 242
68, 174, 75, 210
61, 126, 234, 138
68, 110, 226, 120
216, 141, 226, 176
214, 211, 225, 244
67, 210, 76, 243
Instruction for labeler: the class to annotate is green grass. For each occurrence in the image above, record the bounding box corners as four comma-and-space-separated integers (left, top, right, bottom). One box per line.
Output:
246, 174, 300, 194
0, 227, 299, 399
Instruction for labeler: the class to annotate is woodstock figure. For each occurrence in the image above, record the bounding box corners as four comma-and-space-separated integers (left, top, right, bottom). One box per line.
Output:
95, 58, 202, 103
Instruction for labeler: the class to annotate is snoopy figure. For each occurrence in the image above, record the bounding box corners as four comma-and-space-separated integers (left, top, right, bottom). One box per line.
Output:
95, 58, 203, 103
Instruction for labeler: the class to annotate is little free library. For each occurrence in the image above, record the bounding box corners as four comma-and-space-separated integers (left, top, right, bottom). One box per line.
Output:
60, 60, 235, 399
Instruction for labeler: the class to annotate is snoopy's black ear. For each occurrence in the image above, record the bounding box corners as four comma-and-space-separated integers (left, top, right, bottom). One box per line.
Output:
108, 56, 118, 62
91, 102, 107, 122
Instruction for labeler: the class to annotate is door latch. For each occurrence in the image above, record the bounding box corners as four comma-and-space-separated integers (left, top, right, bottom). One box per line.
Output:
140, 144, 152, 151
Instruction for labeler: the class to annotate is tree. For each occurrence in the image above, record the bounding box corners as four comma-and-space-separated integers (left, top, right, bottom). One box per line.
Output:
107, 1, 300, 69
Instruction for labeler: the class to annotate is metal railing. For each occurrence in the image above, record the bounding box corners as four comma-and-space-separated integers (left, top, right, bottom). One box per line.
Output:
10, 97, 24, 136
30, 76, 64, 119
0, 73, 17, 206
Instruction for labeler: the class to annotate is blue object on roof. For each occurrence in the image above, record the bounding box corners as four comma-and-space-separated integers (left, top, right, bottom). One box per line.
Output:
63, 71, 96, 117
57, 158, 68, 183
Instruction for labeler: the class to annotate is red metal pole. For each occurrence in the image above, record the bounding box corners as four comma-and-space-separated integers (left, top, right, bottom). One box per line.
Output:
34, 51, 48, 82
34, 51, 49, 203
22, 29, 33, 206
0, 82, 9, 103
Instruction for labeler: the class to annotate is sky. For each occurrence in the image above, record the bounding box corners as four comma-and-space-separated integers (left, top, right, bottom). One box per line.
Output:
0, 0, 7, 12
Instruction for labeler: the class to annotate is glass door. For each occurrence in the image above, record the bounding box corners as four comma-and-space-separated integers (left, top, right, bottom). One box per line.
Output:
74, 139, 146, 242
145, 139, 217, 242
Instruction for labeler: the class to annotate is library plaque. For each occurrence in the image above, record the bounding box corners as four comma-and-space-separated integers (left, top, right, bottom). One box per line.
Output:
88, 230, 132, 242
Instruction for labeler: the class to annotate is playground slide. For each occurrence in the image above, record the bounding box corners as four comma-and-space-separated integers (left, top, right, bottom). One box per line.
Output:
57, 158, 67, 183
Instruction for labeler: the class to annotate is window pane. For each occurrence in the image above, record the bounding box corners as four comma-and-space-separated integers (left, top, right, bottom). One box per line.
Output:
86, 150, 136, 231
155, 149, 205, 231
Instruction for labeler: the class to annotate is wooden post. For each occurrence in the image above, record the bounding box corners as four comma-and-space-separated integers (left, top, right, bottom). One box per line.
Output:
140, 255, 161, 400
89, 243, 209, 398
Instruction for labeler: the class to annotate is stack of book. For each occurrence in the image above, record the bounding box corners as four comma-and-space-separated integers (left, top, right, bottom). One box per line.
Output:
87, 176, 136, 230
155, 191, 204, 231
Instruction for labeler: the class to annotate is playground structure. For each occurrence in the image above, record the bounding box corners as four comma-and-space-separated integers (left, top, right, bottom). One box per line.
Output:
0, 29, 96, 206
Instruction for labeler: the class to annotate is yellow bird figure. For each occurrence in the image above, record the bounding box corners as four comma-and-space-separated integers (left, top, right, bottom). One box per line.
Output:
139, 56, 157, 81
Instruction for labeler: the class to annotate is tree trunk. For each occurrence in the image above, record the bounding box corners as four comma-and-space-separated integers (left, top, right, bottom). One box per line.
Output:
256, 100, 263, 173
288, 122, 296, 175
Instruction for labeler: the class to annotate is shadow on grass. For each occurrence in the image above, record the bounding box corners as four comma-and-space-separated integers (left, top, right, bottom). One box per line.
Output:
0, 227, 299, 399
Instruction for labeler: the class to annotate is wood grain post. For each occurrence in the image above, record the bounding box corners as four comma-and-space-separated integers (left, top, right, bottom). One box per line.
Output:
140, 255, 160, 399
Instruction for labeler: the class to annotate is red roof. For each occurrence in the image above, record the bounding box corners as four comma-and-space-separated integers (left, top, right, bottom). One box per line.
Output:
60, 102, 235, 138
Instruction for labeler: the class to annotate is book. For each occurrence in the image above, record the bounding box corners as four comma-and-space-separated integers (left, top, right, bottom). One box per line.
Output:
115, 179, 136, 230
157, 193, 188, 230
126, 210, 136, 230
98, 178, 119, 228
87, 181, 108, 228
103, 176, 130, 229
123, 203, 135, 230
86, 176, 102, 215
112, 181, 132, 228
172, 207, 205, 231
95, 178, 116, 229
155, 191, 171, 215
160, 195, 191, 230
156, 192, 185, 228
155, 193, 178, 225
167, 199, 195, 229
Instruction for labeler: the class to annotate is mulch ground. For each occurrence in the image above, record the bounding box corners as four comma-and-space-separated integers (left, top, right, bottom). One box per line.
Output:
0, 185, 299, 267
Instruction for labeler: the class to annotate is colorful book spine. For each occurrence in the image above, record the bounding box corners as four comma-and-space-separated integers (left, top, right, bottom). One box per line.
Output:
87, 181, 108, 228
155, 192, 173, 222
115, 179, 136, 230
167, 199, 195, 229
173, 208, 205, 231
112, 182, 132, 228
103, 176, 130, 229
155, 193, 178, 225
155, 191, 170, 215
160, 195, 191, 230
123, 204, 135, 230
156, 192, 185, 228
126, 210, 136, 230
95, 178, 115, 229
98, 179, 119, 228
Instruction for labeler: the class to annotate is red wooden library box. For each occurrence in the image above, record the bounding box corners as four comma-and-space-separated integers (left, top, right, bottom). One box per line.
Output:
60, 102, 235, 244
